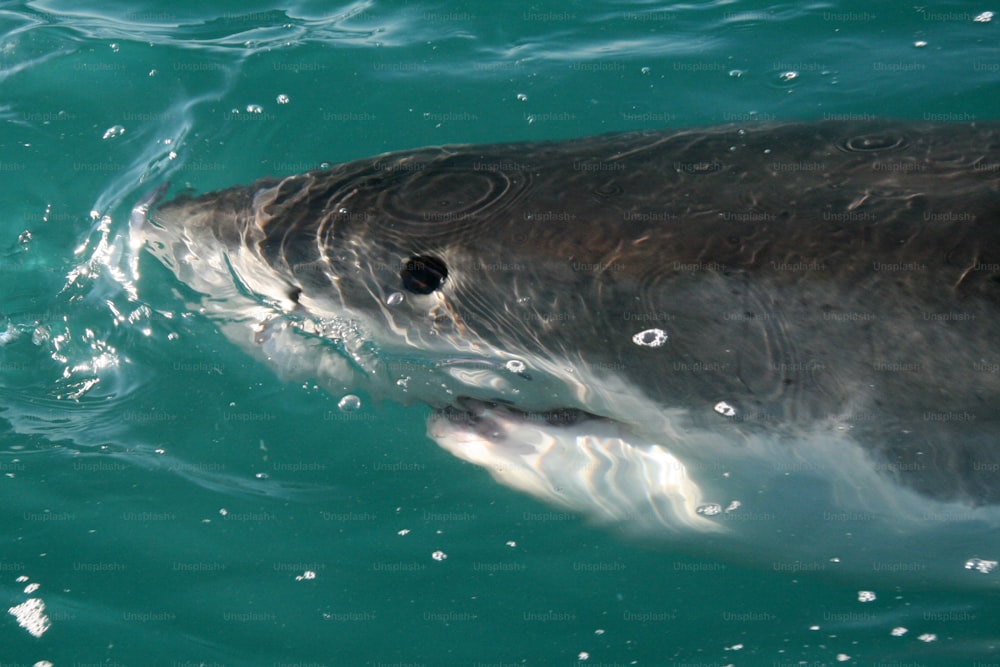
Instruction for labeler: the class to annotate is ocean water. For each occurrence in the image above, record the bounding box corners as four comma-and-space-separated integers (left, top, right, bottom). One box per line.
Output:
1, 1, 999, 665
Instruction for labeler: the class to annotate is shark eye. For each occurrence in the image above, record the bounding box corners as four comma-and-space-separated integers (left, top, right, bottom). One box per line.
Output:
401, 255, 448, 294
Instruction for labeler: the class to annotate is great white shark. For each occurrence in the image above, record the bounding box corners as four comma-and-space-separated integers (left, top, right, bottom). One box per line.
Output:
133, 121, 1000, 572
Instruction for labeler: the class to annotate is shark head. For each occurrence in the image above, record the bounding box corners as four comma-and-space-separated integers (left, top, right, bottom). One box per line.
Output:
134, 122, 1000, 563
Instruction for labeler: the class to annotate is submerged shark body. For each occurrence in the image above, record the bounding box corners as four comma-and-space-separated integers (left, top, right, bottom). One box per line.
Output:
134, 121, 1000, 570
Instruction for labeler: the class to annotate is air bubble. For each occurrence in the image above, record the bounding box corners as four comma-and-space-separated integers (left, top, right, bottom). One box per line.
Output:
714, 401, 737, 417
102, 125, 125, 140
632, 328, 668, 347
276, 94, 290, 104
338, 394, 362, 412
505, 359, 526, 374
386, 292, 404, 306
246, 104, 263, 114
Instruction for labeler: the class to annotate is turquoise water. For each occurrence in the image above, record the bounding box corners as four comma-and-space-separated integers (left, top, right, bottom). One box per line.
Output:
2, 1, 999, 665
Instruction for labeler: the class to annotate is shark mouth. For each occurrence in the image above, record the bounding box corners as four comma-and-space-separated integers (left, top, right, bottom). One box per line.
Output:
428, 398, 727, 533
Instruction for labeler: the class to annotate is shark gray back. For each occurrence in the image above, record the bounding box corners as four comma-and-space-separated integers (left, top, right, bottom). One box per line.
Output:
135, 121, 1000, 565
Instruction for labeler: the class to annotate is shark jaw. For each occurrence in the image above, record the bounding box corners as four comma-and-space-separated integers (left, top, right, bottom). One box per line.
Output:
428, 399, 725, 533
426, 397, 1000, 573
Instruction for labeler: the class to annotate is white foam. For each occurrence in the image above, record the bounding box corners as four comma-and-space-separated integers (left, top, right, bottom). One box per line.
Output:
8, 598, 50, 638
